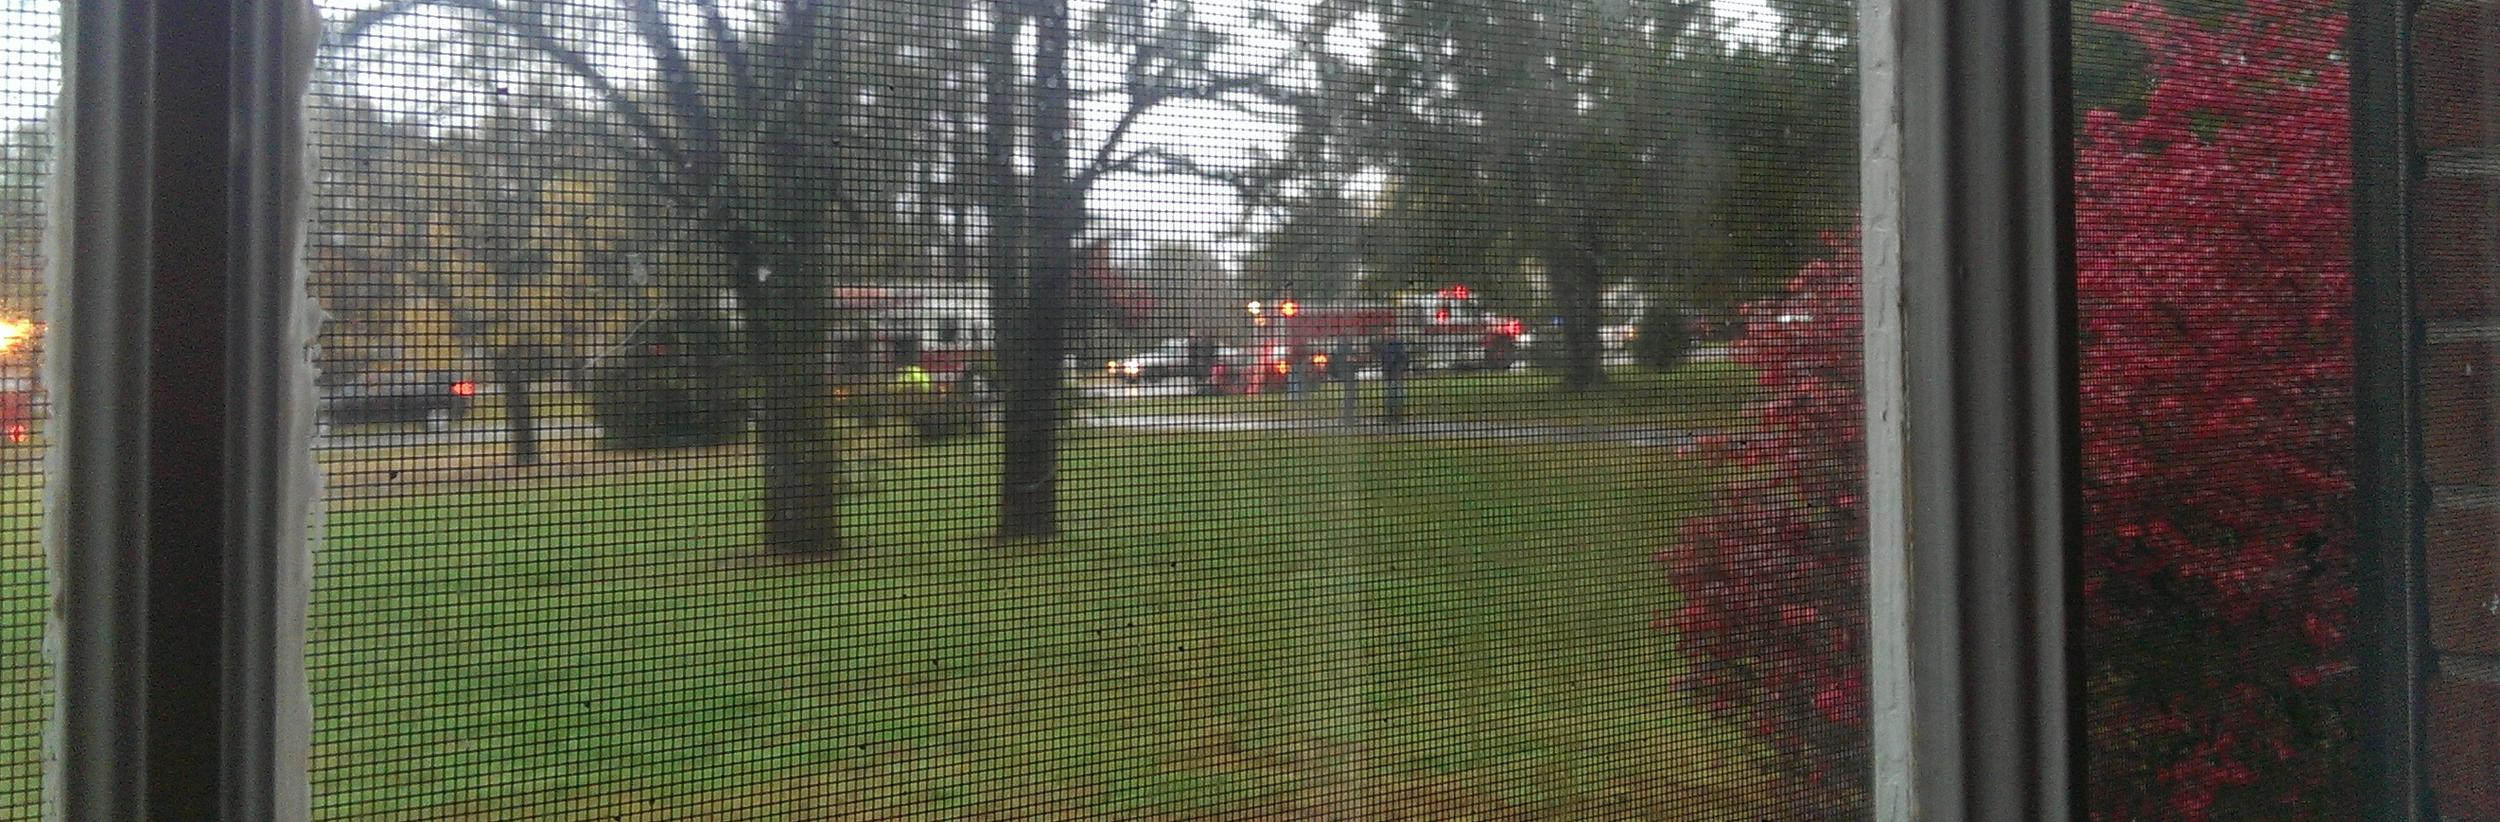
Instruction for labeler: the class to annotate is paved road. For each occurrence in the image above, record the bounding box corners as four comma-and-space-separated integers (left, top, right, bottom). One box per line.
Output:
1075, 412, 1698, 449
314, 349, 1737, 451
317, 393, 1706, 453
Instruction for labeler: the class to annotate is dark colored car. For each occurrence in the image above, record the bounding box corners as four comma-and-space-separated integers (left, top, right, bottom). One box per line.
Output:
319, 371, 477, 432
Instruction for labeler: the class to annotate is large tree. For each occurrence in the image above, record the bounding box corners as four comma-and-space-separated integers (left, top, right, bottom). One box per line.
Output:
335, 0, 971, 553
337, 0, 1305, 545
986, 0, 1287, 540
309, 91, 646, 466
1320, 0, 1721, 390
455, 93, 645, 465
1293, 0, 1854, 388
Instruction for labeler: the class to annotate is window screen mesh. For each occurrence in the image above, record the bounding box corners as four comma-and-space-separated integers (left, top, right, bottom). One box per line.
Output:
0, 1, 50, 816
2070, 0, 2361, 816
305, 0, 1862, 817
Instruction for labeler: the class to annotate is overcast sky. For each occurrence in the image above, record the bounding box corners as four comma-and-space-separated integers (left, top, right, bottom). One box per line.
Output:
326, 0, 1362, 255
0, 2, 57, 123
0, 0, 1786, 260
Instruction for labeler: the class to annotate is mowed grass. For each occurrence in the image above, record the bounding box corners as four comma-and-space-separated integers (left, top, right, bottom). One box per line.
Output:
0, 467, 39, 818
0, 428, 1786, 819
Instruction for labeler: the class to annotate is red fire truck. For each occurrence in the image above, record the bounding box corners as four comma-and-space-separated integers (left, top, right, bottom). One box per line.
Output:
829, 286, 992, 377
0, 318, 32, 444
1237, 285, 1524, 392
830, 244, 1153, 380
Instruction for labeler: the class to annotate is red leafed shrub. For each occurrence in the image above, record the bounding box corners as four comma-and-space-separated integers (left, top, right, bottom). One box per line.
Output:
1659, 236, 1869, 810
1662, 0, 2355, 816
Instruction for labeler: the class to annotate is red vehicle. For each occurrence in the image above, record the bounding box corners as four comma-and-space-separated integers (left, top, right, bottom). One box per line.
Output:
830, 286, 992, 378
831, 247, 1151, 382
0, 319, 32, 443
1239, 286, 1525, 392
0, 384, 27, 444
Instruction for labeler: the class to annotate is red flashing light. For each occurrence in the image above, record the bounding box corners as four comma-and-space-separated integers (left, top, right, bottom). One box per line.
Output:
450, 380, 479, 397
1501, 319, 1525, 336
1434, 308, 1451, 323
4, 424, 23, 444
1441, 284, 1470, 300
1279, 300, 1300, 318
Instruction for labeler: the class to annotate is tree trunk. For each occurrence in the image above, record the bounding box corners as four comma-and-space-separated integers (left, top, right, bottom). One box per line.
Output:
999, 0, 1074, 540
981, 1, 1024, 355
980, 3, 1040, 542
1549, 235, 1609, 393
950, 201, 972, 281
496, 359, 539, 466
744, 262, 842, 555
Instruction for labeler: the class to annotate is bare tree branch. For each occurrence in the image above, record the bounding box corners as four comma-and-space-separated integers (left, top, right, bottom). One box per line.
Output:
623, 0, 714, 161
326, 0, 703, 213
627, 0, 760, 262
763, 0, 864, 223
1090, 146, 1290, 215
1080, 73, 1289, 188
694, 0, 763, 120
328, 0, 453, 46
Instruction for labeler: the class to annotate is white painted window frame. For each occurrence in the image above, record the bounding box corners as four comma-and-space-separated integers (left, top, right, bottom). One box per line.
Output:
1861, 0, 2083, 816
49, 1, 318, 819
39, 0, 2141, 817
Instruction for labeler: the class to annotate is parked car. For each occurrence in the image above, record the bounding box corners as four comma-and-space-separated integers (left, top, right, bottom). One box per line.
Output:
319, 371, 477, 432
1106, 339, 1209, 384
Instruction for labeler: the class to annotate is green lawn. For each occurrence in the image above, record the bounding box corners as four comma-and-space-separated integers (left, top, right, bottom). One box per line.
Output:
1095, 361, 1758, 431
1, 428, 1783, 819
0, 467, 37, 818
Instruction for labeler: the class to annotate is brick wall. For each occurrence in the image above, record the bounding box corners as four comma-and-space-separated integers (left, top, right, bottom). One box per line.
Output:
2418, 0, 2500, 816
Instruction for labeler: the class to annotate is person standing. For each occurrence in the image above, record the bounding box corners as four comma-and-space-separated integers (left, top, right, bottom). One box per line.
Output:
1285, 341, 1310, 401
1185, 333, 1216, 395
1332, 338, 1358, 426
1376, 335, 1410, 425
897, 362, 940, 443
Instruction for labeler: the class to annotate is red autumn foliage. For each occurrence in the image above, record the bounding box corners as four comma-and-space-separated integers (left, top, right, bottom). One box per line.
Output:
1660, 233, 1870, 811
1661, 0, 2356, 816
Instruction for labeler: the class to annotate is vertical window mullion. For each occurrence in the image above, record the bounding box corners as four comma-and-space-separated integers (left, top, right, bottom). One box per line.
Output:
51, 0, 311, 818
224, 1, 319, 818
2350, 0, 2436, 814
49, 0, 166, 810
1862, 0, 2082, 815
